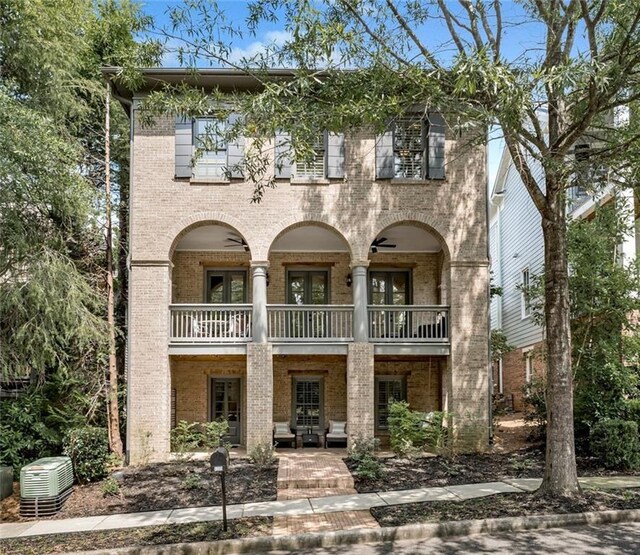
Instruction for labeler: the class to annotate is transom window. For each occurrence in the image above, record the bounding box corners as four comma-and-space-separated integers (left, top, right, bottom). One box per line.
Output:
293, 378, 323, 430
294, 134, 326, 179
375, 377, 406, 430
394, 116, 426, 179
194, 118, 227, 179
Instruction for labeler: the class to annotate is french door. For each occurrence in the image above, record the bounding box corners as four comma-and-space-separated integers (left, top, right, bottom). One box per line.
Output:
210, 378, 241, 445
205, 270, 247, 304
286, 270, 329, 338
369, 271, 411, 338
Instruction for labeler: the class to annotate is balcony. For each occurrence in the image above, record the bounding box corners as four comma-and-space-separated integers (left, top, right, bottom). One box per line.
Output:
169, 304, 253, 344
267, 305, 354, 342
169, 304, 449, 355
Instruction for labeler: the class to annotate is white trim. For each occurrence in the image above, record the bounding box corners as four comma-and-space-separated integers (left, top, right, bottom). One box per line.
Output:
520, 266, 531, 319
498, 358, 504, 394
523, 348, 534, 383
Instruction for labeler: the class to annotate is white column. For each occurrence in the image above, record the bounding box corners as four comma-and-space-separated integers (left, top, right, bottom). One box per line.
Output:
351, 262, 369, 342
251, 261, 269, 343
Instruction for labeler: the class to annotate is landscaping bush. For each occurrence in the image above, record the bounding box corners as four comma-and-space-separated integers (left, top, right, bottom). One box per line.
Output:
624, 398, 640, 429
248, 443, 277, 468
354, 455, 383, 480
100, 477, 120, 497
522, 377, 547, 440
201, 420, 230, 450
0, 392, 59, 477
347, 434, 380, 463
62, 426, 109, 484
170, 421, 202, 457
388, 401, 447, 457
590, 419, 640, 470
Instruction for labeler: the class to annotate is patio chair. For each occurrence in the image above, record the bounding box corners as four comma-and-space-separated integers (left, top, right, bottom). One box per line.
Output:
273, 421, 296, 448
324, 420, 348, 448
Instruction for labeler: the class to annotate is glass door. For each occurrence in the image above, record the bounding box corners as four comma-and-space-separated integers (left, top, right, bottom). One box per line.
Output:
211, 378, 241, 445
369, 271, 411, 338
287, 270, 329, 338
205, 270, 247, 304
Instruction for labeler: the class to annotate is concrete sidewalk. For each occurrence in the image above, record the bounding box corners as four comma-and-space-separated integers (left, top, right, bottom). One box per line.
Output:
2, 475, 639, 540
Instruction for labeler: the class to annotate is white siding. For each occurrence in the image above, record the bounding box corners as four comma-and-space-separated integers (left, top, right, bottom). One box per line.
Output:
494, 160, 545, 348
489, 220, 501, 330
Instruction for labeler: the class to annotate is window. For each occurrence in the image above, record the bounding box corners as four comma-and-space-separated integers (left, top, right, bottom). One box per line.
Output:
375, 377, 406, 430
393, 116, 426, 179
525, 351, 533, 383
205, 270, 247, 304
293, 378, 323, 430
293, 134, 326, 179
520, 267, 531, 318
194, 118, 227, 180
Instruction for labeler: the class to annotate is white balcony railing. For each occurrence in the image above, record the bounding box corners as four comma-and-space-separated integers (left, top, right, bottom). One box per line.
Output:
267, 305, 354, 342
170, 304, 252, 343
368, 305, 449, 342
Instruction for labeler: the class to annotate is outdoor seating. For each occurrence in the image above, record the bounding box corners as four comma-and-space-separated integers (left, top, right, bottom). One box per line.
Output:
273, 421, 296, 448
324, 420, 348, 448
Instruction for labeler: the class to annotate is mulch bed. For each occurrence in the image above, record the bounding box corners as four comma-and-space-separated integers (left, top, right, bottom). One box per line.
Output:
1, 458, 278, 523
0, 517, 272, 555
347, 447, 640, 493
371, 488, 640, 527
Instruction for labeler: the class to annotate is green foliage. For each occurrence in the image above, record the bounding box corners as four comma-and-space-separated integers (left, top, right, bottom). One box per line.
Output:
247, 443, 277, 468
170, 420, 232, 457
388, 401, 447, 457
522, 377, 547, 441
570, 205, 640, 439
347, 434, 380, 463
354, 455, 383, 481
590, 420, 640, 470
63, 426, 110, 484
201, 420, 230, 450
170, 421, 202, 456
624, 399, 640, 430
490, 329, 514, 364
182, 473, 203, 490
100, 477, 121, 497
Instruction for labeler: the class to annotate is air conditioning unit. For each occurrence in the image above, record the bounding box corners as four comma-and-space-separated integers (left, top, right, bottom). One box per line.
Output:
20, 456, 74, 517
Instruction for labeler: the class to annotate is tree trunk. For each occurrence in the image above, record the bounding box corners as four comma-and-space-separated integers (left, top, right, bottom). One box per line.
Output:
538, 181, 580, 497
105, 80, 124, 458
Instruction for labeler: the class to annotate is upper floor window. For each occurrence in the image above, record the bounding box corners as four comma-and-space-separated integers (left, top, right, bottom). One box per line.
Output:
520, 267, 531, 319
194, 118, 228, 180
375, 112, 445, 180
293, 135, 326, 179
393, 116, 426, 179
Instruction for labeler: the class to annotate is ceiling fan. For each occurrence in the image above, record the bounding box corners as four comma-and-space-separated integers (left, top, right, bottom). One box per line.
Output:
225, 234, 249, 252
370, 237, 397, 253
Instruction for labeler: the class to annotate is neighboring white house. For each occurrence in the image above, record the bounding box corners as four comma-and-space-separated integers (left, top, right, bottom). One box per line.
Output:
489, 140, 639, 411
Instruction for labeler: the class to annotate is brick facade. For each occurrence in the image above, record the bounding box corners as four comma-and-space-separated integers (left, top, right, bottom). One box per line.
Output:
497, 342, 546, 412
126, 84, 490, 462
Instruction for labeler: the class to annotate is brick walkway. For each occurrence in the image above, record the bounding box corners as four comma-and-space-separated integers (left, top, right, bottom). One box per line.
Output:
273, 510, 379, 536
274, 449, 371, 535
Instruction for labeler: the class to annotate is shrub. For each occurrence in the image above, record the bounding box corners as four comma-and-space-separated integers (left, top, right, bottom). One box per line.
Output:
624, 399, 640, 429
248, 443, 276, 468
354, 455, 383, 481
388, 401, 447, 457
170, 421, 202, 457
347, 434, 380, 463
62, 426, 109, 484
182, 473, 203, 490
0, 392, 59, 478
522, 377, 547, 440
201, 420, 230, 450
590, 419, 640, 470
100, 477, 120, 497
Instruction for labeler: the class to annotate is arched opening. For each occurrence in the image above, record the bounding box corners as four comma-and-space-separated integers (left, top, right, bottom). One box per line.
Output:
367, 223, 450, 444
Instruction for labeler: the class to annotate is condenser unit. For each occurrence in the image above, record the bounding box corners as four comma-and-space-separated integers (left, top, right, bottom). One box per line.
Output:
20, 456, 74, 517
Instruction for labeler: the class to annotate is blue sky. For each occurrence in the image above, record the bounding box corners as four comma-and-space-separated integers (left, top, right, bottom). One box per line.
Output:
132, 1, 573, 188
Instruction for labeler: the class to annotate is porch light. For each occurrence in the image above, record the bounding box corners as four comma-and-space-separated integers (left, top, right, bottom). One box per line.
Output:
346, 273, 352, 287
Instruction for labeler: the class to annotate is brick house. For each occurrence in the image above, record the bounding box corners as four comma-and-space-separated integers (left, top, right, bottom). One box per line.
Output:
108, 68, 491, 464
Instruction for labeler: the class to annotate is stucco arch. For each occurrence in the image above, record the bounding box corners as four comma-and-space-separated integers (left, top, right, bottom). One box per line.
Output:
264, 214, 354, 260
166, 211, 257, 259
365, 211, 452, 263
